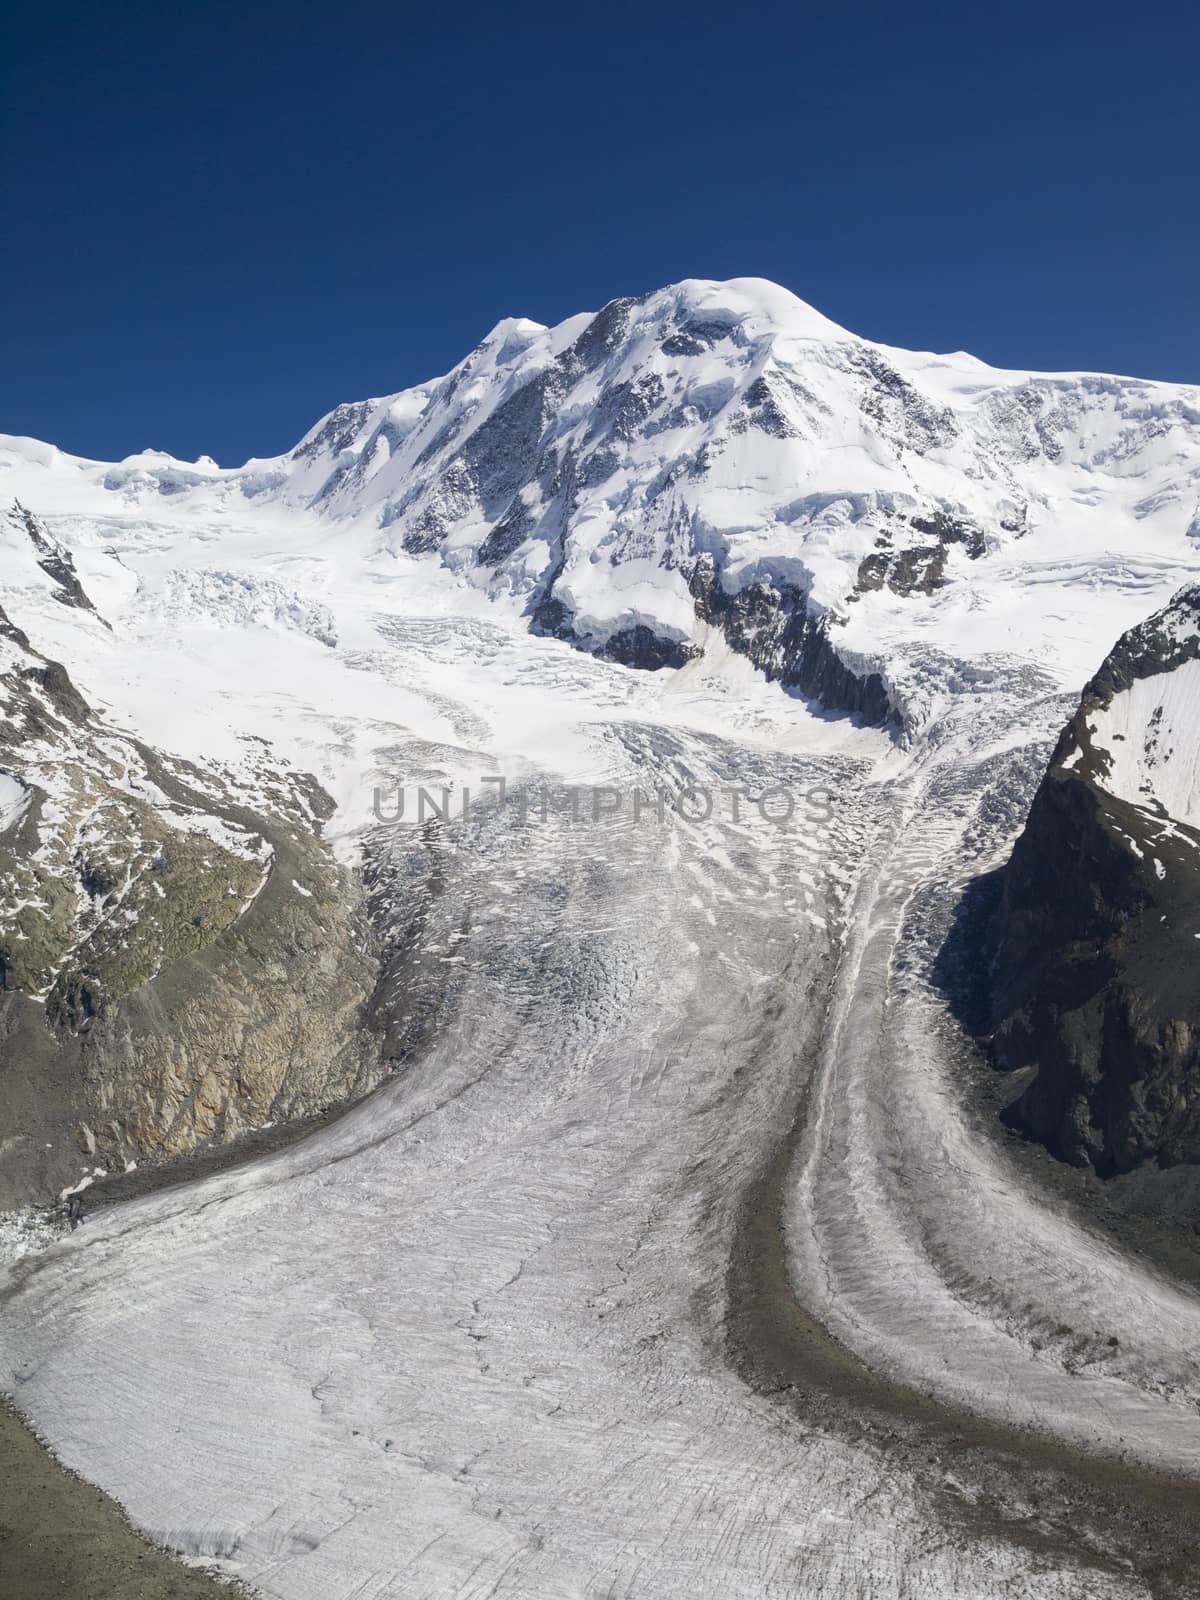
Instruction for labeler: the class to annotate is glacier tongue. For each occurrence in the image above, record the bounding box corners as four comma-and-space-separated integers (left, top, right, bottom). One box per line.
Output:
0, 649, 1164, 1599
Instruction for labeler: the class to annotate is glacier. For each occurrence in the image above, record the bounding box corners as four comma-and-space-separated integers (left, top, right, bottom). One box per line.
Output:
2, 278, 1200, 1596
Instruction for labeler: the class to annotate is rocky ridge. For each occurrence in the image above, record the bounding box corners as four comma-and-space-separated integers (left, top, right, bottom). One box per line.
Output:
0, 515, 386, 1206
990, 585, 1200, 1172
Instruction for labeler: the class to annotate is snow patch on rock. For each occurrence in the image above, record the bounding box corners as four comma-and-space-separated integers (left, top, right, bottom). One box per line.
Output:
1090, 658, 1200, 824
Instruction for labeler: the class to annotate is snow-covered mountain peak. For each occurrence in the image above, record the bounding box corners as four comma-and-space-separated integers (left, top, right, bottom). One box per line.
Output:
2, 276, 1199, 739
648, 275, 856, 344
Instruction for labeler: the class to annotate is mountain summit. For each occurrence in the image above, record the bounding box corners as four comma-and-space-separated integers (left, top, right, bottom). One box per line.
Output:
5, 277, 1199, 729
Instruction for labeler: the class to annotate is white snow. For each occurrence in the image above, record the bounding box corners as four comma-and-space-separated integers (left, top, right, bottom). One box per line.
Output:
1090, 658, 1200, 823
1, 277, 1196, 719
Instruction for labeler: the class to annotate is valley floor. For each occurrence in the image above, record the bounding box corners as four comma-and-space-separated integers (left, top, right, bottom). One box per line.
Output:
4, 611, 1200, 1597
0, 1399, 233, 1600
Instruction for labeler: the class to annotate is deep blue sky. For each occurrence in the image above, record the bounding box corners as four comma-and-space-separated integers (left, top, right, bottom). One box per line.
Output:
3, 0, 1196, 465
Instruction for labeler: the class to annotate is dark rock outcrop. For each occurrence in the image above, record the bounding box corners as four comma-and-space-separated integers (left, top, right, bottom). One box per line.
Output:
989, 586, 1200, 1173
689, 559, 892, 723
531, 553, 892, 721
855, 509, 988, 598
10, 502, 105, 620
599, 625, 699, 672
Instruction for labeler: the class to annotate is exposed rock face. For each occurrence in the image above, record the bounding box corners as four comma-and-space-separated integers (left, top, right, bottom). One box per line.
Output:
7, 502, 104, 619
990, 586, 1200, 1172
855, 510, 989, 598
0, 610, 385, 1208
529, 544, 894, 715
598, 625, 699, 672
688, 559, 892, 723
0, 841, 382, 1208
72, 830, 381, 1172
533, 551, 893, 714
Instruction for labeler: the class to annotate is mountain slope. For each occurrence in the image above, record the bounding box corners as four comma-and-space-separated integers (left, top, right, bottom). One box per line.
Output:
1, 277, 1199, 1205
5, 277, 1199, 728
991, 584, 1200, 1171
0, 508, 385, 1205
7, 281, 1200, 1598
